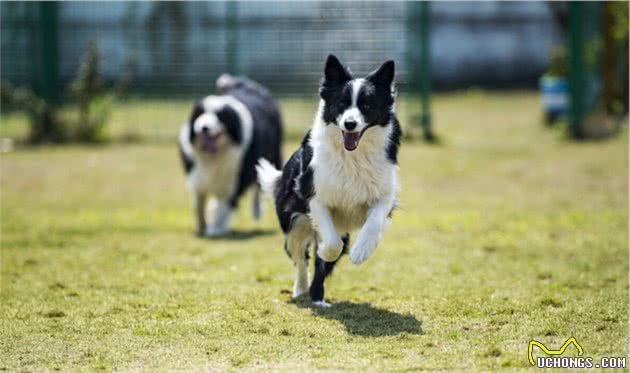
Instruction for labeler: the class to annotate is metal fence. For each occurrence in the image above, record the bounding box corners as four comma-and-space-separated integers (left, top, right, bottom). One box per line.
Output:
1, 1, 559, 100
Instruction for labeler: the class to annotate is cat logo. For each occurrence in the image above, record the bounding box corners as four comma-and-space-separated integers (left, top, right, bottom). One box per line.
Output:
528, 337, 584, 366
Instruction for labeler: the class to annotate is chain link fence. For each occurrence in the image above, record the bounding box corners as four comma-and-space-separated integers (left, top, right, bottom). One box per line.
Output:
2, 2, 559, 96
2, 2, 562, 142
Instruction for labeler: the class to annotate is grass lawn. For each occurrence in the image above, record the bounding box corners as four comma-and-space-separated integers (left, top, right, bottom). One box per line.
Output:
1, 91, 628, 371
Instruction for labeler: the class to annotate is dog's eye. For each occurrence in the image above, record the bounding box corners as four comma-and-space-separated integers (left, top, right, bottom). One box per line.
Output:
361, 103, 371, 111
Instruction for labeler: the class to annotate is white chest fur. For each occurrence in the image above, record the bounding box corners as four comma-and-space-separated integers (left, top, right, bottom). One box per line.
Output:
189, 146, 242, 199
310, 118, 397, 232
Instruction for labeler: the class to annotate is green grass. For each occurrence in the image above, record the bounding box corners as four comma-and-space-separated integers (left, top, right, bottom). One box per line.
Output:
0, 93, 450, 143
1, 91, 628, 371
0, 96, 320, 143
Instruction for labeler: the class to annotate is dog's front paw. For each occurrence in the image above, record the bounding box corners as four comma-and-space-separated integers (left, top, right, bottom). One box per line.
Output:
317, 236, 343, 262
205, 225, 229, 237
349, 234, 379, 265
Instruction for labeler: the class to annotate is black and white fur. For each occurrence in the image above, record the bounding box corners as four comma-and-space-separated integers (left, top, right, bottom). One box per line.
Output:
180, 75, 283, 236
257, 55, 401, 306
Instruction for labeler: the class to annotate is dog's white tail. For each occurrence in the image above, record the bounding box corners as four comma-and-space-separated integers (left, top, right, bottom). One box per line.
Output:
256, 158, 282, 196
216, 74, 235, 92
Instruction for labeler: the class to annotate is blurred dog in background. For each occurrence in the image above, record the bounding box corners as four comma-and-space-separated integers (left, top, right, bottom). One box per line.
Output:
179, 75, 283, 236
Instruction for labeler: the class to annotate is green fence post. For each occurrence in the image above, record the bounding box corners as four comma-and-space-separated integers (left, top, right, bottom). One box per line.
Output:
226, 2, 239, 75
419, 1, 434, 141
568, 2, 585, 138
38, 1, 60, 104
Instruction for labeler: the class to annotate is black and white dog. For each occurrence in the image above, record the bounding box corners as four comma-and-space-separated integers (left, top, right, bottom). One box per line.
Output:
257, 55, 401, 306
179, 75, 283, 236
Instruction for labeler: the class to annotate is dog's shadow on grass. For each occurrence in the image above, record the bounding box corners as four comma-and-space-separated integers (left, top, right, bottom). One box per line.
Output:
293, 299, 423, 337
200, 229, 275, 241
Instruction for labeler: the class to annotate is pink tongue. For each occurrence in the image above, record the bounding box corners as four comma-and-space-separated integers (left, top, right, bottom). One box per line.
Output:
342, 131, 361, 151
201, 136, 218, 154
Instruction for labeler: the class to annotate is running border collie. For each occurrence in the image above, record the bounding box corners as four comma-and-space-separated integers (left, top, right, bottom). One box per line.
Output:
257, 55, 401, 306
179, 75, 283, 236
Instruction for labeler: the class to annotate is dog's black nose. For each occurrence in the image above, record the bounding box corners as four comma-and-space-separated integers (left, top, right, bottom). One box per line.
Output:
344, 120, 357, 131
201, 126, 209, 134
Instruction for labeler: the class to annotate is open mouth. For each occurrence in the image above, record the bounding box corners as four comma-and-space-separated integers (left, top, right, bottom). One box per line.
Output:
200, 132, 222, 154
342, 130, 364, 151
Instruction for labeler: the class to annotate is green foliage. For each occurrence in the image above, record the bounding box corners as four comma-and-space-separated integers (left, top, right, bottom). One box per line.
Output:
545, 45, 568, 77
70, 42, 109, 143
0, 41, 134, 144
0, 81, 67, 143
1, 93, 627, 370
609, 2, 629, 43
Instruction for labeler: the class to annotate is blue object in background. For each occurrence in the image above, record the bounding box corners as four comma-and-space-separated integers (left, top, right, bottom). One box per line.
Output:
540, 76, 569, 123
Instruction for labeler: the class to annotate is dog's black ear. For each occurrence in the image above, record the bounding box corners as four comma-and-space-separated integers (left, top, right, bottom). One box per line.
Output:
319, 54, 352, 100
324, 55, 352, 84
216, 105, 242, 145
320, 55, 352, 100
367, 60, 395, 88
189, 99, 205, 143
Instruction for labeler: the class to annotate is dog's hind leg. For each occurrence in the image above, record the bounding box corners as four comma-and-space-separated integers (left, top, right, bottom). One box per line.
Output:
194, 192, 207, 236
310, 233, 349, 307
285, 215, 312, 298
285, 238, 310, 298
252, 185, 262, 220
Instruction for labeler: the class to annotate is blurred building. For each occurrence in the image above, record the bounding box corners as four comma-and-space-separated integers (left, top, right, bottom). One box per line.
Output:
1, 1, 561, 97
